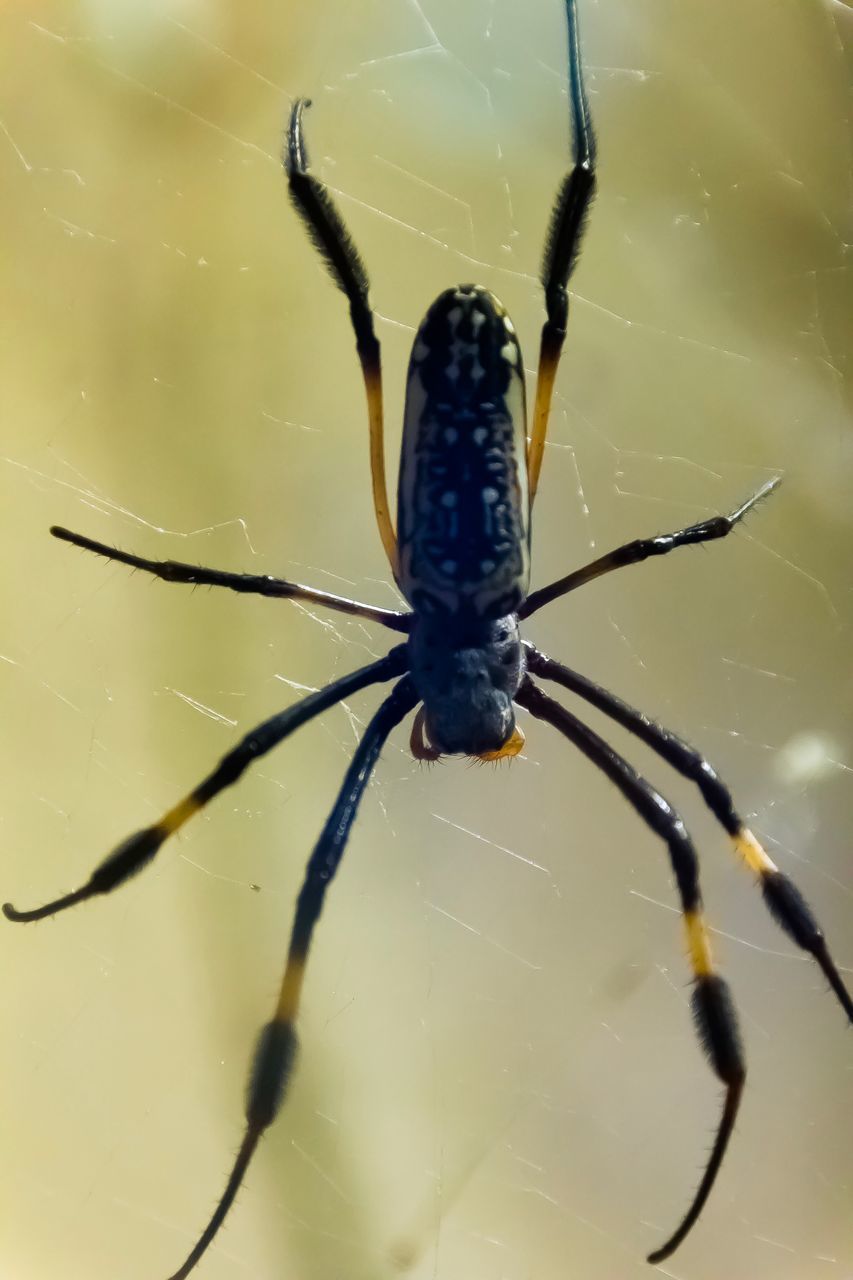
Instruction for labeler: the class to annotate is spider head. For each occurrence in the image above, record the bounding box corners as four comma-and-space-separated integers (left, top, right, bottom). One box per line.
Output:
407, 612, 525, 759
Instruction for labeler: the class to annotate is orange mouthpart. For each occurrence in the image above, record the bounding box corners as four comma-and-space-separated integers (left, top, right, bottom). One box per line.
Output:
409, 708, 525, 762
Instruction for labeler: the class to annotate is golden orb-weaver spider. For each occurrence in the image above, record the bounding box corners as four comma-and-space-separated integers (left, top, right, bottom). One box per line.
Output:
5, 2, 851, 1277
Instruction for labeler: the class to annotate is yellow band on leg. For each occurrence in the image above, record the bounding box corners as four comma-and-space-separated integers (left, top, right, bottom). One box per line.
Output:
365, 364, 399, 577
684, 910, 714, 977
160, 794, 202, 835
276, 954, 307, 1024
733, 827, 778, 876
527, 357, 559, 502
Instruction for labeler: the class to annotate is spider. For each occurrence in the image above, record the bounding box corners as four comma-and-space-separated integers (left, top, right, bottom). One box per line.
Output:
6, 2, 851, 1276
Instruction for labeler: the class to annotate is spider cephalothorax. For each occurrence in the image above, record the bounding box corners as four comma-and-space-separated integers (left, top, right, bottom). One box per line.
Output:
407, 611, 525, 759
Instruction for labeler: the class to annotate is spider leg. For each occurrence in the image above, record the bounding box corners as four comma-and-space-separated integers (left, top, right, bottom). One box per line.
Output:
521, 478, 779, 618
284, 98, 398, 578
3, 647, 408, 923
516, 676, 745, 1263
527, 0, 597, 501
50, 525, 410, 632
164, 675, 419, 1280
525, 645, 853, 1022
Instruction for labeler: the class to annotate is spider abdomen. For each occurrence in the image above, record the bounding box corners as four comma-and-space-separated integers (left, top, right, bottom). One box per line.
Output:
397, 285, 529, 618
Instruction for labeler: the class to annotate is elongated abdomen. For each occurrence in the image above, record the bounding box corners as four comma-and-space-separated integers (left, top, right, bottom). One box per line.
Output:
397, 285, 529, 617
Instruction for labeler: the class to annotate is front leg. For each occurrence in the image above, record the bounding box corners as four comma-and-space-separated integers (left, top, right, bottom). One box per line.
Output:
51, 525, 410, 631
520, 477, 779, 618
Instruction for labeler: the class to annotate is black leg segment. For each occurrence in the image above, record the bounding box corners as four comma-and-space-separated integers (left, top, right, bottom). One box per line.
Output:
50, 526, 411, 631
285, 98, 375, 361
525, 644, 853, 1024
521, 478, 779, 618
516, 677, 745, 1263
4, 648, 409, 923
528, 0, 598, 499
165, 675, 419, 1280
284, 99, 398, 572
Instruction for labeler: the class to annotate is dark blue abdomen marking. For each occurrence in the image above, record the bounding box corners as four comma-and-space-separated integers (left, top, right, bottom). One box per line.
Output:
397, 285, 530, 617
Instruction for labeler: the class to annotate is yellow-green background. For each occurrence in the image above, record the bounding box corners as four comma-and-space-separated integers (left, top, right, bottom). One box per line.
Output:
1, 2, 851, 1279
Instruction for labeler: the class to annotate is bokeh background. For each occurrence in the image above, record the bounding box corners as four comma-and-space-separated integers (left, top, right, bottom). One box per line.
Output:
1, 2, 851, 1279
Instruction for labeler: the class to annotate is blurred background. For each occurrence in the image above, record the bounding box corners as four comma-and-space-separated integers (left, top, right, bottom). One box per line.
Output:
1, 2, 851, 1278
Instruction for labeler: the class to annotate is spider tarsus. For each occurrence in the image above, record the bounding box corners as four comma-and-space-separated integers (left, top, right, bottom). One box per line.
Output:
3, 827, 164, 925
166, 1012, 299, 1274
647, 1077, 744, 1265
815, 944, 853, 1023
284, 98, 305, 170
729, 475, 781, 524
50, 524, 116, 558
645, 977, 745, 1264
165, 1126, 263, 1280
50, 524, 112, 560
3, 882, 92, 923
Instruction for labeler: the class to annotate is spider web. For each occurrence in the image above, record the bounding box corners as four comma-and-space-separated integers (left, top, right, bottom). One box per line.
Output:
1, 2, 851, 1279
